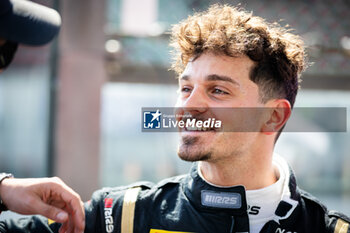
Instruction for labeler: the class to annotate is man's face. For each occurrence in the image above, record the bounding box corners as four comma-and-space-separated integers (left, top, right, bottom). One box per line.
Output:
175, 52, 266, 162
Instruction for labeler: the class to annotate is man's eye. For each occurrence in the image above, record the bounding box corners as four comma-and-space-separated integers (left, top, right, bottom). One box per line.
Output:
213, 88, 228, 95
181, 87, 191, 92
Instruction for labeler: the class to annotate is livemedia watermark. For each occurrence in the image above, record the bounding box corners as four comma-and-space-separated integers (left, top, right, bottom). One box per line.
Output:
141, 107, 347, 133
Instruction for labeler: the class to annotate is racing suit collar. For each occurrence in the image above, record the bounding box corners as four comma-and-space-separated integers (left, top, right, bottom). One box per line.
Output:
272, 155, 300, 222
182, 157, 302, 225
260, 155, 302, 231
182, 163, 248, 216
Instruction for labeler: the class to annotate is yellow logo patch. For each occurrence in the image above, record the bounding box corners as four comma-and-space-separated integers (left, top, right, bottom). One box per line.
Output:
47, 219, 55, 225
149, 229, 193, 233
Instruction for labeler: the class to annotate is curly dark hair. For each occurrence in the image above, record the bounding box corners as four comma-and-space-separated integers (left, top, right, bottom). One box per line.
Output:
170, 4, 307, 107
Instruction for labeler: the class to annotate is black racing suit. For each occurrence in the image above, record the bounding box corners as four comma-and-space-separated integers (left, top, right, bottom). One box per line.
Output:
0, 164, 349, 233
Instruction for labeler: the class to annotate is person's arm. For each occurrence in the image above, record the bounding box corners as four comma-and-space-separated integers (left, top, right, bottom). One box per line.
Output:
0, 175, 84, 233
0, 185, 118, 233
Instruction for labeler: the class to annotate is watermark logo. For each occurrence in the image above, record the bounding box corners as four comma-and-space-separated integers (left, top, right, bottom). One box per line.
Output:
143, 109, 162, 129
142, 108, 222, 132
141, 107, 347, 132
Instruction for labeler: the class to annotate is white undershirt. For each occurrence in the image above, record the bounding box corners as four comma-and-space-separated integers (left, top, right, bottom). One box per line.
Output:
198, 156, 287, 233
246, 159, 286, 233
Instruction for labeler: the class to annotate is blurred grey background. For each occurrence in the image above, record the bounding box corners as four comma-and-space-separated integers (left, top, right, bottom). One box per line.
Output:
0, 0, 349, 217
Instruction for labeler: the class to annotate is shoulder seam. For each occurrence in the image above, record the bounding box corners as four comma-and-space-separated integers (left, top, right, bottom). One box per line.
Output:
299, 189, 328, 211
329, 210, 350, 223
156, 174, 187, 188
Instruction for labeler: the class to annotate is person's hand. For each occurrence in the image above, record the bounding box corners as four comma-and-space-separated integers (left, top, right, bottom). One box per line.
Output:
0, 177, 85, 233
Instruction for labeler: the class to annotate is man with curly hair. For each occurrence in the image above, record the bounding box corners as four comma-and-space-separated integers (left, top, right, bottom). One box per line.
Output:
1, 4, 349, 233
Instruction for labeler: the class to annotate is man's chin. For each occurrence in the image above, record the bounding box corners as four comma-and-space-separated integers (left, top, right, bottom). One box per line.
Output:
177, 145, 211, 162
177, 135, 212, 161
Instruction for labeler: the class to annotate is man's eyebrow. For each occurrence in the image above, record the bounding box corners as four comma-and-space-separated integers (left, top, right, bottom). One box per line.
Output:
179, 74, 240, 87
206, 74, 240, 86
180, 74, 239, 84
179, 74, 190, 81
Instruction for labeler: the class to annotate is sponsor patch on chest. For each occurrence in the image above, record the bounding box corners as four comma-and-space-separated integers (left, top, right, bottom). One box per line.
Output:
104, 198, 114, 233
149, 229, 192, 233
201, 190, 242, 209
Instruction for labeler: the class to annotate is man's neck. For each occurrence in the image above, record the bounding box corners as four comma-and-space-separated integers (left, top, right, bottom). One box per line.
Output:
198, 149, 277, 190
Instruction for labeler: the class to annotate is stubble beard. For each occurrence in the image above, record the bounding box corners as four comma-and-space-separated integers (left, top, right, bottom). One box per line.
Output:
177, 135, 212, 162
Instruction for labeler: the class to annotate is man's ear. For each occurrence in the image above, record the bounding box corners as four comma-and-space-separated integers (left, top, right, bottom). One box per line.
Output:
261, 99, 291, 135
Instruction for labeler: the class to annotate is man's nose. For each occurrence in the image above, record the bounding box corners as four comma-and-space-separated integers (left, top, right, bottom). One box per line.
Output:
181, 87, 208, 114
